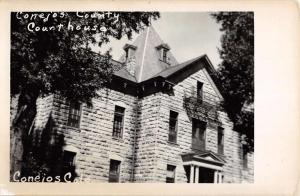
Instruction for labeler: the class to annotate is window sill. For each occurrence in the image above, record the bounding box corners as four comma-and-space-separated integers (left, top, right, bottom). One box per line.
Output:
159, 59, 171, 65
112, 136, 124, 142
65, 125, 81, 133
191, 147, 206, 151
167, 141, 180, 146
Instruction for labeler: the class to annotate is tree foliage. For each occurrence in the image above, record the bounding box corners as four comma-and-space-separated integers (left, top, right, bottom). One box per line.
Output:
211, 12, 254, 151
10, 12, 160, 181
11, 12, 160, 104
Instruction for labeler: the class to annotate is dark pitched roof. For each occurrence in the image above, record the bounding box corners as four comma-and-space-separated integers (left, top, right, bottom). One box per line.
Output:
111, 53, 223, 99
108, 26, 222, 98
110, 58, 136, 82
113, 54, 221, 92
114, 68, 137, 82
153, 55, 205, 78
152, 54, 221, 92
119, 26, 178, 82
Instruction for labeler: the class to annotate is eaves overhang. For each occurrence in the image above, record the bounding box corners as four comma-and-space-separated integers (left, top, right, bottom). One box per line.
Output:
110, 75, 175, 98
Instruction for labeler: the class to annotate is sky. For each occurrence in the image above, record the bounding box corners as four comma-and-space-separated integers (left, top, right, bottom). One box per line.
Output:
94, 12, 223, 67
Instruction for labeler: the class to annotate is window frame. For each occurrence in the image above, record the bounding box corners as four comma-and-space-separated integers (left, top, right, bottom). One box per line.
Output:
162, 49, 167, 62
197, 81, 204, 101
62, 150, 76, 167
61, 150, 77, 182
67, 101, 82, 128
166, 164, 176, 183
191, 118, 206, 150
192, 119, 206, 141
125, 48, 129, 59
168, 111, 178, 143
108, 159, 121, 183
217, 126, 224, 154
112, 105, 125, 139
242, 149, 248, 169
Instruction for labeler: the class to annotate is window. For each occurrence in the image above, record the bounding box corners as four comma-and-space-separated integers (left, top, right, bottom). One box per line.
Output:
192, 119, 206, 141
109, 160, 121, 182
62, 151, 76, 167
168, 111, 178, 143
162, 49, 167, 62
166, 165, 176, 183
218, 127, 224, 154
112, 106, 125, 138
243, 149, 248, 169
197, 81, 203, 101
192, 119, 206, 150
125, 48, 129, 59
67, 101, 81, 128
61, 150, 76, 182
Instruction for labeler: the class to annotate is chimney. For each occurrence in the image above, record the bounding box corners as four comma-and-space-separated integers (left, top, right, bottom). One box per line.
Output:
123, 44, 137, 76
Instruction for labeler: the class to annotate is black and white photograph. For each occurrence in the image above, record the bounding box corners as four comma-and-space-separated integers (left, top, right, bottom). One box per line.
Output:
10, 11, 254, 184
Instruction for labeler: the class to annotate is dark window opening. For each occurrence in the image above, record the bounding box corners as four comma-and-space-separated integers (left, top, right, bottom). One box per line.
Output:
112, 106, 125, 138
162, 49, 167, 62
63, 151, 76, 167
218, 127, 224, 154
166, 164, 176, 183
109, 160, 121, 182
61, 150, 76, 182
197, 81, 203, 102
168, 111, 178, 143
125, 48, 129, 59
67, 101, 81, 128
243, 149, 248, 169
184, 166, 191, 183
192, 119, 206, 150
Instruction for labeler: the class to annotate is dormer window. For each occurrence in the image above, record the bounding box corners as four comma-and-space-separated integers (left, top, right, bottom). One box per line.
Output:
123, 44, 137, 61
156, 43, 170, 63
162, 49, 167, 62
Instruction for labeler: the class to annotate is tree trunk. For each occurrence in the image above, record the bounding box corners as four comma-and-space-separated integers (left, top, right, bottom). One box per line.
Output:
10, 90, 39, 181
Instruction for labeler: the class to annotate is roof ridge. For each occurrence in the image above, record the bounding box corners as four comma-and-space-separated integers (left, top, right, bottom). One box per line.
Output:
138, 26, 150, 82
153, 54, 205, 77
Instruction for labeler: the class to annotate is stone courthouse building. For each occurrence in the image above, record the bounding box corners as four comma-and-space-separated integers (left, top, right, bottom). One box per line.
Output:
33, 26, 253, 183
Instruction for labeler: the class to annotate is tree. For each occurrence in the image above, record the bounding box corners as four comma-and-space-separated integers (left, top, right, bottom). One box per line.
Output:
10, 12, 160, 181
211, 12, 254, 152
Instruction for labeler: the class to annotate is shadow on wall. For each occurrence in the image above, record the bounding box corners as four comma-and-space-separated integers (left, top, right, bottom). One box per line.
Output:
20, 113, 77, 182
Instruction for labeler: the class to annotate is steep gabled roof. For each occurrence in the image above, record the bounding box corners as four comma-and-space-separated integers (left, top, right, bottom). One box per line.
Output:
119, 26, 178, 82
112, 54, 223, 100
152, 54, 222, 98
112, 53, 223, 98
154, 55, 205, 78
110, 26, 223, 99
114, 67, 137, 82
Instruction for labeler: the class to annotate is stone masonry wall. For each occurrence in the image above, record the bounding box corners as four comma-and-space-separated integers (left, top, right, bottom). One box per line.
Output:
133, 93, 162, 182
34, 89, 138, 182
32, 66, 254, 183
147, 64, 254, 183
